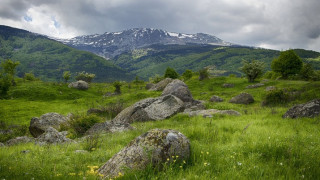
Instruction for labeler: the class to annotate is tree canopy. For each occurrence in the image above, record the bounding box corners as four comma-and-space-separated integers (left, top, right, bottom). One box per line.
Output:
271, 50, 303, 79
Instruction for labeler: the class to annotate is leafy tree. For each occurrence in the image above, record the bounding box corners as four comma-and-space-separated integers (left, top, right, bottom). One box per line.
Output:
164, 67, 179, 79
23, 72, 37, 81
182, 69, 193, 80
63, 71, 71, 83
0, 73, 11, 97
271, 50, 303, 79
300, 63, 315, 80
113, 81, 122, 94
75, 71, 95, 83
1, 59, 20, 85
239, 60, 265, 82
133, 76, 144, 84
199, 68, 209, 81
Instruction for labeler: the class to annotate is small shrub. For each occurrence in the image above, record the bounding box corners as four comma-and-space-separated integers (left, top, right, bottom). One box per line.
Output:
82, 133, 101, 152
75, 71, 95, 83
63, 71, 71, 83
149, 74, 164, 83
199, 68, 209, 81
23, 72, 37, 81
0, 74, 11, 97
113, 81, 122, 94
67, 114, 102, 137
239, 60, 265, 82
182, 69, 193, 80
164, 67, 179, 79
300, 63, 315, 81
262, 89, 289, 106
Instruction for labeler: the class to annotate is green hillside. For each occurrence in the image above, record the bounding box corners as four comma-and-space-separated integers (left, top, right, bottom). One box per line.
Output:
0, 25, 133, 82
112, 44, 320, 79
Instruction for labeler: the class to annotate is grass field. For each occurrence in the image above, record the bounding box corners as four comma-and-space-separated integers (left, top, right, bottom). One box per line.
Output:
0, 77, 320, 179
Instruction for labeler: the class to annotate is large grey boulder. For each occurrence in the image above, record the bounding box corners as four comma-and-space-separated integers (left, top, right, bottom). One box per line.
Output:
162, 79, 193, 103
229, 93, 254, 105
184, 109, 241, 117
85, 122, 134, 135
6, 136, 34, 146
112, 95, 184, 124
98, 129, 190, 178
210, 95, 224, 102
246, 83, 264, 89
35, 127, 73, 145
68, 80, 89, 90
283, 99, 320, 118
149, 78, 173, 91
29, 113, 68, 138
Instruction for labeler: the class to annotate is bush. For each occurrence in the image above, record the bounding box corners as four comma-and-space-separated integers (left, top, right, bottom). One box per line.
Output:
149, 74, 164, 83
82, 133, 101, 152
182, 69, 193, 80
199, 68, 209, 81
262, 89, 289, 106
271, 50, 303, 79
300, 63, 315, 80
0, 121, 28, 143
75, 71, 95, 83
113, 81, 122, 94
0, 74, 11, 97
23, 72, 37, 81
63, 71, 71, 83
66, 114, 102, 137
164, 67, 179, 79
239, 60, 265, 82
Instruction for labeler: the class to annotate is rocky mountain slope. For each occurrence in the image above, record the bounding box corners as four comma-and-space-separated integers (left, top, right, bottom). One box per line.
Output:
55, 28, 233, 59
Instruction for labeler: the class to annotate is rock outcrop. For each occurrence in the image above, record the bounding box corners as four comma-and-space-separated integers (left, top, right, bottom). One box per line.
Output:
98, 129, 190, 178
145, 83, 155, 90
246, 83, 264, 89
111, 95, 184, 125
210, 95, 224, 102
85, 122, 134, 135
29, 113, 68, 138
162, 79, 193, 102
68, 80, 89, 90
6, 136, 34, 146
184, 109, 241, 117
283, 99, 320, 118
149, 78, 173, 91
36, 127, 73, 145
229, 93, 254, 105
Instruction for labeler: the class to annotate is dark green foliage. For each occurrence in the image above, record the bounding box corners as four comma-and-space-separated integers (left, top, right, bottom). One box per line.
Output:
23, 72, 37, 81
75, 71, 95, 83
133, 76, 144, 84
113, 81, 122, 94
199, 68, 209, 81
182, 69, 193, 80
262, 89, 289, 106
271, 50, 303, 79
0, 73, 11, 97
164, 67, 179, 79
67, 114, 102, 137
149, 74, 164, 83
0, 59, 20, 96
299, 63, 315, 80
63, 71, 71, 83
0, 121, 28, 142
239, 60, 265, 82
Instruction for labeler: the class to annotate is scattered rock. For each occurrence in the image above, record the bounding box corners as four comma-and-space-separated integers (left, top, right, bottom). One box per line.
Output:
149, 78, 173, 91
35, 127, 73, 145
29, 113, 68, 138
229, 93, 254, 105
266, 86, 277, 91
85, 122, 134, 135
98, 129, 190, 178
68, 80, 89, 90
162, 79, 194, 103
145, 83, 155, 90
283, 99, 320, 118
184, 109, 241, 117
222, 83, 234, 88
0, 129, 13, 135
0, 142, 5, 147
6, 136, 34, 146
112, 95, 184, 124
246, 83, 264, 89
210, 95, 224, 102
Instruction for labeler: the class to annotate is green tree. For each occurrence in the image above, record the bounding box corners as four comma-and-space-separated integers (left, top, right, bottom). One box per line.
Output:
164, 67, 179, 79
239, 60, 265, 82
1, 59, 20, 86
199, 68, 209, 81
300, 63, 315, 80
271, 50, 303, 79
182, 69, 193, 80
113, 81, 122, 94
63, 71, 71, 83
75, 71, 95, 83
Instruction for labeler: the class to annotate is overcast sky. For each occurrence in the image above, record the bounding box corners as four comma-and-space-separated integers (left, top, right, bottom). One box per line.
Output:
1, 0, 320, 51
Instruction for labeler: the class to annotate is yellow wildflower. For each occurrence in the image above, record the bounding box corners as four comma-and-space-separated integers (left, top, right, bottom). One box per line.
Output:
68, 173, 76, 176
180, 166, 183, 168
183, 160, 186, 164
91, 148, 96, 151
167, 158, 170, 161
206, 152, 209, 155
176, 155, 179, 158
204, 162, 208, 166
55, 173, 62, 177
118, 172, 123, 177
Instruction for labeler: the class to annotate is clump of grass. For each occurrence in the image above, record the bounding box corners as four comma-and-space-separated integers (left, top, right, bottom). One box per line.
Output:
82, 133, 101, 152
262, 89, 289, 106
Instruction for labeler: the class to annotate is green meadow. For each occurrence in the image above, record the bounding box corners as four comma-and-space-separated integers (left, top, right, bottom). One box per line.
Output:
0, 76, 320, 179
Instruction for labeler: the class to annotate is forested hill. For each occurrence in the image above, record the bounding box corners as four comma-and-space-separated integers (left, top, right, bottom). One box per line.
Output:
0, 25, 133, 82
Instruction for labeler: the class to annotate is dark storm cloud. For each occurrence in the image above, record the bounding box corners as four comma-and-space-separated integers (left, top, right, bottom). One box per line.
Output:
1, 0, 320, 51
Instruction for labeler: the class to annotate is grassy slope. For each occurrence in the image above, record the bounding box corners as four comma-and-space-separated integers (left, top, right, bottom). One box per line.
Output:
113, 45, 320, 80
0, 25, 133, 82
0, 77, 320, 179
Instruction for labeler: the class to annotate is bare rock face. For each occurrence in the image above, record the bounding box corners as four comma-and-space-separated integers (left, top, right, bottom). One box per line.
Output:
6, 136, 34, 146
98, 129, 190, 178
145, 83, 155, 90
184, 109, 241, 117
68, 80, 89, 90
210, 95, 224, 102
29, 113, 68, 138
283, 99, 320, 118
35, 127, 73, 145
161, 79, 194, 103
149, 78, 173, 91
246, 83, 264, 89
229, 93, 254, 105
85, 122, 134, 135
111, 95, 184, 125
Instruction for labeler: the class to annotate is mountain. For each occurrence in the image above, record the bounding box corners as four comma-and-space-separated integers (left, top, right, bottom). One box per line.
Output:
55, 28, 233, 59
0, 25, 133, 82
